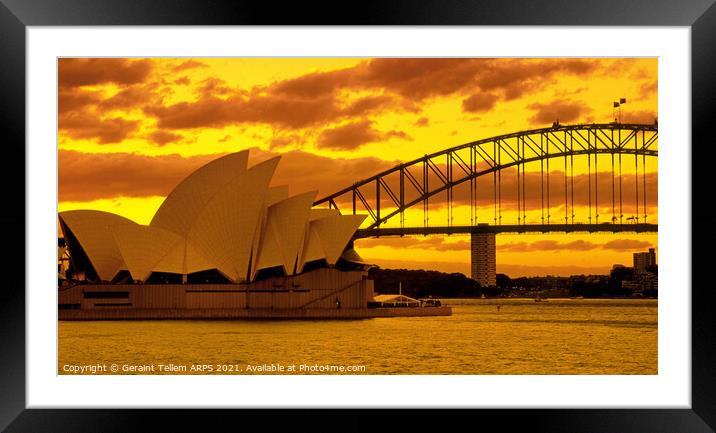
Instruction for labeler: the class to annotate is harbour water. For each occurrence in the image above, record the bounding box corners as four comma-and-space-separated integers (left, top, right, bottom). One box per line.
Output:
58, 298, 657, 375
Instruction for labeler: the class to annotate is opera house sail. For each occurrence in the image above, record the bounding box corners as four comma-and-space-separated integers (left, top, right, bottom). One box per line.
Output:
58, 150, 451, 319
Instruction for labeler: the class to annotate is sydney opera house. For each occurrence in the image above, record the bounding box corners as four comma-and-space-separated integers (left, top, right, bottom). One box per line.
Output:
58, 150, 450, 319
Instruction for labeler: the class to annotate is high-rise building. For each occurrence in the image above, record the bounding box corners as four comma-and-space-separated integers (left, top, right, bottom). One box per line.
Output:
633, 248, 657, 274
471, 228, 496, 287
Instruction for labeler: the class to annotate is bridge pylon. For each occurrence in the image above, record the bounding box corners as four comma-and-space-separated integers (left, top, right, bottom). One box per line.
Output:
471, 224, 496, 288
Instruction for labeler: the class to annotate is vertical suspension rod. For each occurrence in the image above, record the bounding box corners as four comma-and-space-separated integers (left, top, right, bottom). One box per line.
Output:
399, 168, 404, 228
570, 132, 575, 224
494, 141, 498, 225
540, 135, 544, 225
522, 137, 526, 224
423, 159, 428, 228
634, 133, 639, 223
611, 130, 616, 224
618, 130, 623, 225
447, 153, 452, 227
588, 143, 591, 224
498, 141, 502, 225
517, 139, 521, 225
564, 131, 568, 224
469, 147, 474, 225
546, 134, 550, 224
376, 178, 380, 227
473, 146, 478, 225
643, 132, 647, 223
594, 129, 599, 224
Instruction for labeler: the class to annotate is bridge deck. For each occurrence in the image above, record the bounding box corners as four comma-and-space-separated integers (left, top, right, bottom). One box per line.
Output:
354, 223, 657, 238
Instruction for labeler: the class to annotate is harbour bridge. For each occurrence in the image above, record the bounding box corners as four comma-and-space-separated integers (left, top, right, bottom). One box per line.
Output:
313, 123, 658, 284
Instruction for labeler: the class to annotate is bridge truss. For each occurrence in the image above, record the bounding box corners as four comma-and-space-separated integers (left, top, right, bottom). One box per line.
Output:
314, 123, 658, 236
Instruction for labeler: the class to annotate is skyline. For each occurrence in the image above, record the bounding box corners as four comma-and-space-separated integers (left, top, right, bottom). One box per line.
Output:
58, 57, 658, 276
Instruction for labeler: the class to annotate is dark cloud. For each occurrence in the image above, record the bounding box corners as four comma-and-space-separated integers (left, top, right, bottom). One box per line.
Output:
499, 238, 652, 253
172, 60, 208, 72
56, 58, 611, 141
357, 58, 479, 100
499, 239, 598, 252
342, 95, 405, 117
147, 130, 183, 146
273, 68, 354, 97
58, 58, 152, 88
528, 101, 589, 125
269, 134, 306, 150
620, 110, 658, 124
361, 257, 470, 275
390, 130, 411, 140
356, 236, 470, 251
146, 94, 343, 130
316, 120, 410, 151
462, 93, 499, 113
58, 148, 399, 202
58, 84, 163, 144
145, 96, 228, 129
497, 263, 610, 277
638, 81, 658, 99
248, 148, 398, 198
98, 85, 157, 111
477, 59, 595, 100
139, 58, 601, 132
414, 117, 429, 127
147, 91, 411, 132
602, 239, 653, 251
360, 258, 637, 277
357, 236, 653, 255
59, 112, 139, 144
58, 90, 101, 115
58, 150, 223, 201
198, 77, 233, 96
273, 58, 595, 104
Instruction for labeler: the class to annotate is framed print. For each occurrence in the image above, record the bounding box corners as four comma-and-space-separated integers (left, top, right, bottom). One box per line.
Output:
3, 0, 716, 431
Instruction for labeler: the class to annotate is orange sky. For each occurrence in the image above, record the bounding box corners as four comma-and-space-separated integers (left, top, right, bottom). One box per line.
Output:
57, 58, 658, 277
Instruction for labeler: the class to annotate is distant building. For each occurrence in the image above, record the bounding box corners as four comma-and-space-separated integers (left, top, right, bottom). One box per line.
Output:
471, 229, 496, 287
639, 272, 658, 291
633, 248, 657, 274
622, 272, 658, 293
621, 280, 642, 291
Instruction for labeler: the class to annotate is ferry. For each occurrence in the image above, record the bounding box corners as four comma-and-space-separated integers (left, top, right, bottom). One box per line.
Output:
366, 282, 450, 316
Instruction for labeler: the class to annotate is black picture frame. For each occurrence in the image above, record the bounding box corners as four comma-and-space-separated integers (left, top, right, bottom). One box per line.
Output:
2, 1, 714, 431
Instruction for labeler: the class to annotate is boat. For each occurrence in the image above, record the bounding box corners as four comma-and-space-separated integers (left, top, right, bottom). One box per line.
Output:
362, 282, 451, 316
534, 294, 549, 302
419, 298, 442, 307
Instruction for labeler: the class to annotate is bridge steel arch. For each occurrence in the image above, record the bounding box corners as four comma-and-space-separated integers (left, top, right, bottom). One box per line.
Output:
314, 123, 658, 235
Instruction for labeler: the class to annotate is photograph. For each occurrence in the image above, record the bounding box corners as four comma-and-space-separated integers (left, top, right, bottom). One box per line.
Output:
57, 57, 659, 376
1, 1, 711, 427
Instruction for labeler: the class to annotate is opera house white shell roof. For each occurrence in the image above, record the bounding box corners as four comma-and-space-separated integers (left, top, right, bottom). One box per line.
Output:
59, 150, 366, 283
